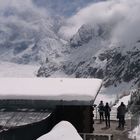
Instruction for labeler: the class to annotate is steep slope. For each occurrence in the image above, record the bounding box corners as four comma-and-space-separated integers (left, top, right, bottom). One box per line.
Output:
65, 23, 140, 88
38, 18, 112, 77
38, 0, 140, 92
38, 22, 140, 87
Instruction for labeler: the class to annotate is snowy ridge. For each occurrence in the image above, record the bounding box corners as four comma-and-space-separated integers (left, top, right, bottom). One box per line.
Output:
55, 0, 140, 90
38, 0, 140, 92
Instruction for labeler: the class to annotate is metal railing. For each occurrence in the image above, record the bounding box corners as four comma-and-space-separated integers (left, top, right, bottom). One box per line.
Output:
80, 133, 113, 140
93, 107, 132, 121
130, 109, 140, 130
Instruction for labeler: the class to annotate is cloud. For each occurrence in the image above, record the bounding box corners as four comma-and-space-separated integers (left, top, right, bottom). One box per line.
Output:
0, 0, 55, 42
0, 0, 52, 26
0, 0, 57, 62
59, 0, 140, 47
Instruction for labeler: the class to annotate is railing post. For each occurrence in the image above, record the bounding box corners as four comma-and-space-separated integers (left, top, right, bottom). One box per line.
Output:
83, 133, 86, 140
96, 107, 97, 120
108, 134, 111, 140
80, 133, 113, 140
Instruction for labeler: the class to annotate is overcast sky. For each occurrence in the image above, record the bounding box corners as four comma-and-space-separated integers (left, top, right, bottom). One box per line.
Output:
0, 0, 140, 49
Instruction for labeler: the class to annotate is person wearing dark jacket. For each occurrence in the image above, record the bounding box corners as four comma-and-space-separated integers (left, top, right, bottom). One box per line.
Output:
117, 102, 127, 129
98, 101, 104, 123
104, 102, 111, 127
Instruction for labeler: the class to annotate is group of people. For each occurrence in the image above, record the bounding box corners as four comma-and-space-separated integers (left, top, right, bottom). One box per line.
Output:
98, 101, 111, 128
98, 101, 127, 129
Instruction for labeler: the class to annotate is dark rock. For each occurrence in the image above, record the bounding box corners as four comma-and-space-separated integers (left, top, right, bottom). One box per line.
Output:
95, 69, 104, 79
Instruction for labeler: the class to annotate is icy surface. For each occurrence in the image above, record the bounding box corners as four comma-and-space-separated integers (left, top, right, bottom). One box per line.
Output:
37, 121, 83, 140
0, 78, 102, 101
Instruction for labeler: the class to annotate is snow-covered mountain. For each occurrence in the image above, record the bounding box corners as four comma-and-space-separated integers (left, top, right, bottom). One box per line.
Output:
0, 0, 105, 66
0, 0, 140, 94
0, 0, 66, 64
0, 0, 103, 76
38, 0, 140, 94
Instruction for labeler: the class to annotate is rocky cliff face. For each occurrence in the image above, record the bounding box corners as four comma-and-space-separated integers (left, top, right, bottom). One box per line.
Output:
37, 23, 140, 90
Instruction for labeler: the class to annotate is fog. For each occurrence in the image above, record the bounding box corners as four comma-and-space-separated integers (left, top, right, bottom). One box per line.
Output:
0, 0, 55, 63
59, 0, 140, 48
0, 0, 53, 35
1, 0, 140, 49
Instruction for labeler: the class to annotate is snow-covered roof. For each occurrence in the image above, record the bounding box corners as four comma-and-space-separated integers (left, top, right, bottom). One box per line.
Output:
0, 78, 102, 101
37, 121, 83, 140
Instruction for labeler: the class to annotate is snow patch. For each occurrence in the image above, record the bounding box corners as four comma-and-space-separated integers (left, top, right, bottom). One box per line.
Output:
95, 81, 133, 105
37, 121, 83, 140
114, 94, 131, 108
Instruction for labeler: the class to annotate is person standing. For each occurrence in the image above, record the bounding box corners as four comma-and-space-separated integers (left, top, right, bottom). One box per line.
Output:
104, 102, 111, 128
117, 102, 127, 129
98, 101, 104, 123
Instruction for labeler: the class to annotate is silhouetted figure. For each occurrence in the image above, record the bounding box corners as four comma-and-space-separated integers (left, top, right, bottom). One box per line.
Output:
98, 101, 104, 123
104, 102, 111, 127
117, 102, 127, 129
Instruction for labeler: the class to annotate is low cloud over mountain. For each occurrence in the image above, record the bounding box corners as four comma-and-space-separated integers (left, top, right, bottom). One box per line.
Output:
59, 0, 140, 49
0, 0, 140, 92
38, 0, 140, 91
0, 0, 64, 64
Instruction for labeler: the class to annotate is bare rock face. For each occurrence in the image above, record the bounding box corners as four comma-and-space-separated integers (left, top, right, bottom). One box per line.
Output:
38, 45, 140, 88
37, 61, 60, 77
